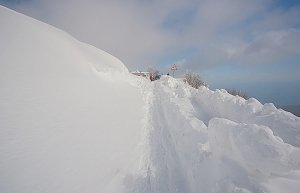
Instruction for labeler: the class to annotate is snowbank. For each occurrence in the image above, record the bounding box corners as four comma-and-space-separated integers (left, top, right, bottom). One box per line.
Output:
0, 5, 145, 193
128, 76, 300, 193
1, 5, 300, 193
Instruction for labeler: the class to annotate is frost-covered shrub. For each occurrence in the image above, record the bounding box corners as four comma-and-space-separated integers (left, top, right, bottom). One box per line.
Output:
184, 71, 207, 89
227, 88, 249, 99
148, 67, 161, 81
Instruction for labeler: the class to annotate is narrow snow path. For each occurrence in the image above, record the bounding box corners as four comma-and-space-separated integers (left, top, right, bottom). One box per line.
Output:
131, 76, 300, 193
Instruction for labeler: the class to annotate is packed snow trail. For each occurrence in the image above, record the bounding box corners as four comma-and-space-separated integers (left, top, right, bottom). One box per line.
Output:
129, 76, 300, 193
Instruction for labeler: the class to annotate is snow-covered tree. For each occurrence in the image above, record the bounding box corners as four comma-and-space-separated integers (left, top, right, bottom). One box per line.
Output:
184, 71, 207, 89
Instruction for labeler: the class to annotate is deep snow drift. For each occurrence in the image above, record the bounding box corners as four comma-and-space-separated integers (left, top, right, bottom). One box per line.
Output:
0, 5, 145, 193
1, 5, 300, 193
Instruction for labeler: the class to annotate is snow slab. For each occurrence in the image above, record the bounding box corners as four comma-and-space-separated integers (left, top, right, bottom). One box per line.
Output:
1, 5, 300, 193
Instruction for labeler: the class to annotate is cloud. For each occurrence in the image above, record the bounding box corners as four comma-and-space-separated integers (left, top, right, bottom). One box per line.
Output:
2, 0, 300, 72
178, 1, 300, 72
241, 29, 300, 63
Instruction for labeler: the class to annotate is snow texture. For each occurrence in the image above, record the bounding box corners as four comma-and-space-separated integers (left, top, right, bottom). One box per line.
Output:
1, 5, 300, 193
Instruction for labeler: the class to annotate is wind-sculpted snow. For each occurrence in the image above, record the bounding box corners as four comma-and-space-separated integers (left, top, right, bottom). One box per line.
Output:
192, 87, 300, 147
1, 5, 300, 193
130, 76, 300, 193
209, 118, 300, 174
0, 5, 144, 193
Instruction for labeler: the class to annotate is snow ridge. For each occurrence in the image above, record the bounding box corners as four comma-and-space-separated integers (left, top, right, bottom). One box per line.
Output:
130, 76, 300, 193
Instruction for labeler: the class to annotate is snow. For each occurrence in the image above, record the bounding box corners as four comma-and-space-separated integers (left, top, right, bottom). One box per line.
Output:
1, 5, 300, 193
0, 5, 144, 193
136, 76, 300, 193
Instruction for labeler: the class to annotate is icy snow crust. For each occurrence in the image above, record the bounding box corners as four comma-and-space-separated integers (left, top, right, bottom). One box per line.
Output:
1, 5, 300, 193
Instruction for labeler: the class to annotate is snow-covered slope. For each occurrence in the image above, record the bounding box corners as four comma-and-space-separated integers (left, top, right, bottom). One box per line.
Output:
136, 76, 300, 193
1, 5, 300, 193
0, 5, 146, 193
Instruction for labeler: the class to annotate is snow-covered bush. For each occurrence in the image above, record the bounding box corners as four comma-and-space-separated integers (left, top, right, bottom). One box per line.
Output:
227, 88, 249, 99
148, 67, 161, 81
184, 71, 207, 89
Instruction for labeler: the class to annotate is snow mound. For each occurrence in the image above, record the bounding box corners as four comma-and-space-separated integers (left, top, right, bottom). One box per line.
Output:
1, 5, 300, 193
209, 118, 300, 175
0, 5, 145, 193
129, 76, 300, 193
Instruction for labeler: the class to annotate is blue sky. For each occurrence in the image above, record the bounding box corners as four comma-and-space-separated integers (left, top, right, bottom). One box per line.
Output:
1, 0, 300, 105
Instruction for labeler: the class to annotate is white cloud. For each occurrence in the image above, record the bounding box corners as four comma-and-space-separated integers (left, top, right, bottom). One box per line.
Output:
5, 0, 300, 72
